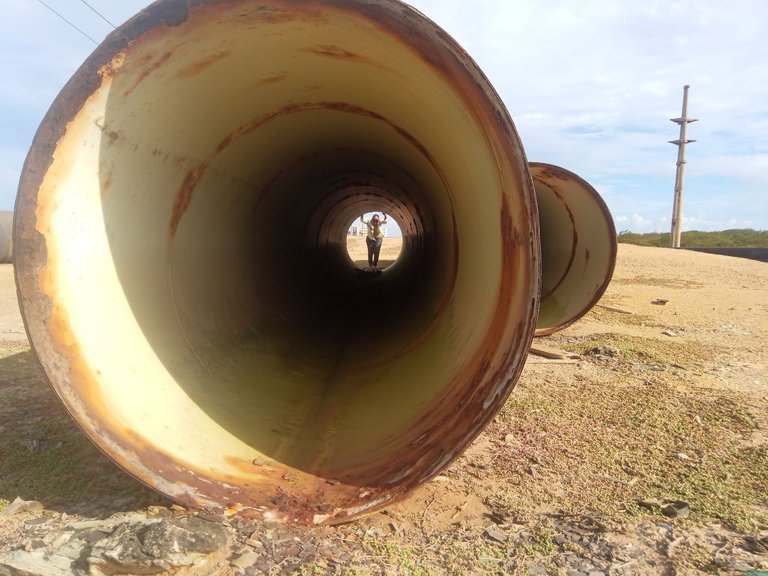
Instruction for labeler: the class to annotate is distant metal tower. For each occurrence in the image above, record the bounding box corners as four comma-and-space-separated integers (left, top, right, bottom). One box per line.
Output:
669, 85, 697, 248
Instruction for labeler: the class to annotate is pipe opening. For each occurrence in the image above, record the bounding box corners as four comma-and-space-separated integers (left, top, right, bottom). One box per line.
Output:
346, 212, 403, 270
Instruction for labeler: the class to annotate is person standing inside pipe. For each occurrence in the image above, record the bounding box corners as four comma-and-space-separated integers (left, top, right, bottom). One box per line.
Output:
360, 213, 388, 269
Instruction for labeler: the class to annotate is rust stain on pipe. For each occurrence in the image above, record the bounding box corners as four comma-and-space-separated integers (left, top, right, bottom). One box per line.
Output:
124, 50, 174, 98
178, 51, 232, 78
170, 163, 208, 239
257, 73, 288, 85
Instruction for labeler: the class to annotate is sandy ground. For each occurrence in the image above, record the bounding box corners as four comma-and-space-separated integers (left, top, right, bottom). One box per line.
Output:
345, 234, 403, 268
1, 243, 766, 575
0, 265, 24, 341
568, 244, 768, 398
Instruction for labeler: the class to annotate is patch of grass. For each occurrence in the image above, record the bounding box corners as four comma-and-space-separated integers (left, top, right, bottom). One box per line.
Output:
0, 413, 153, 507
611, 276, 705, 289
670, 444, 768, 532
492, 373, 768, 531
336, 569, 379, 576
364, 535, 442, 576
617, 229, 768, 248
515, 526, 557, 559
558, 332, 714, 368
671, 541, 720, 574
582, 307, 659, 328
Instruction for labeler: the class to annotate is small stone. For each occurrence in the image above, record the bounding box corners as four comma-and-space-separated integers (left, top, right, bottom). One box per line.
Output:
88, 516, 229, 574
528, 565, 548, 575
143, 516, 229, 557
329, 552, 352, 564
730, 560, 754, 572
82, 529, 111, 546
231, 551, 261, 570
637, 498, 662, 510
23, 539, 46, 552
0, 550, 73, 576
662, 330, 678, 337
588, 346, 620, 357
68, 519, 108, 530
298, 545, 318, 560
0, 497, 44, 517
57, 538, 90, 561
24, 517, 50, 528
389, 522, 405, 537
742, 535, 768, 554
43, 531, 72, 548
284, 543, 301, 556
661, 500, 690, 518
197, 512, 227, 523
484, 526, 509, 543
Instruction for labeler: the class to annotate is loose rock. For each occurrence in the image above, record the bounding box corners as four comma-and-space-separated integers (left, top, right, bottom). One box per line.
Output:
0, 497, 44, 517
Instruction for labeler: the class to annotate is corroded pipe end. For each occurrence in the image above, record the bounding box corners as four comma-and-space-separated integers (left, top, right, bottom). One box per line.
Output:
14, 0, 539, 524
531, 162, 617, 337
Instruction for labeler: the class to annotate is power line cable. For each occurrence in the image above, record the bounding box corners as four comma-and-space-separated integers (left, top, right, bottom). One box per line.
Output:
35, 0, 99, 45
79, 0, 116, 29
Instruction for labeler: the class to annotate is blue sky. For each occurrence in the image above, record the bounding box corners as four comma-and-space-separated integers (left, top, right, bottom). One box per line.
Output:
1, 0, 766, 233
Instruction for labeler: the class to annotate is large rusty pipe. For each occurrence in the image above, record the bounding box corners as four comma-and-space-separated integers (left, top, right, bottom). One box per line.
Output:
531, 163, 617, 336
14, 0, 539, 524
0, 211, 12, 264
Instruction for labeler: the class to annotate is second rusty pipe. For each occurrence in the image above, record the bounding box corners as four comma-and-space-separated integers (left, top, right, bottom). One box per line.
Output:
531, 163, 617, 336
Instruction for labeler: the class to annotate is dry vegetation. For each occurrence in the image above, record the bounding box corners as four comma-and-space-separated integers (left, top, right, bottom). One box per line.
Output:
1, 243, 767, 575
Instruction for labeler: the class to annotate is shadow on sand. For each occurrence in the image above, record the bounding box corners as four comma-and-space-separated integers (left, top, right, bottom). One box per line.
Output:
0, 342, 168, 518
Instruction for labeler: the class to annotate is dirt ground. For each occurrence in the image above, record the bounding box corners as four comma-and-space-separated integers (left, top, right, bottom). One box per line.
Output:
0, 243, 766, 575
0, 264, 24, 342
345, 234, 403, 269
